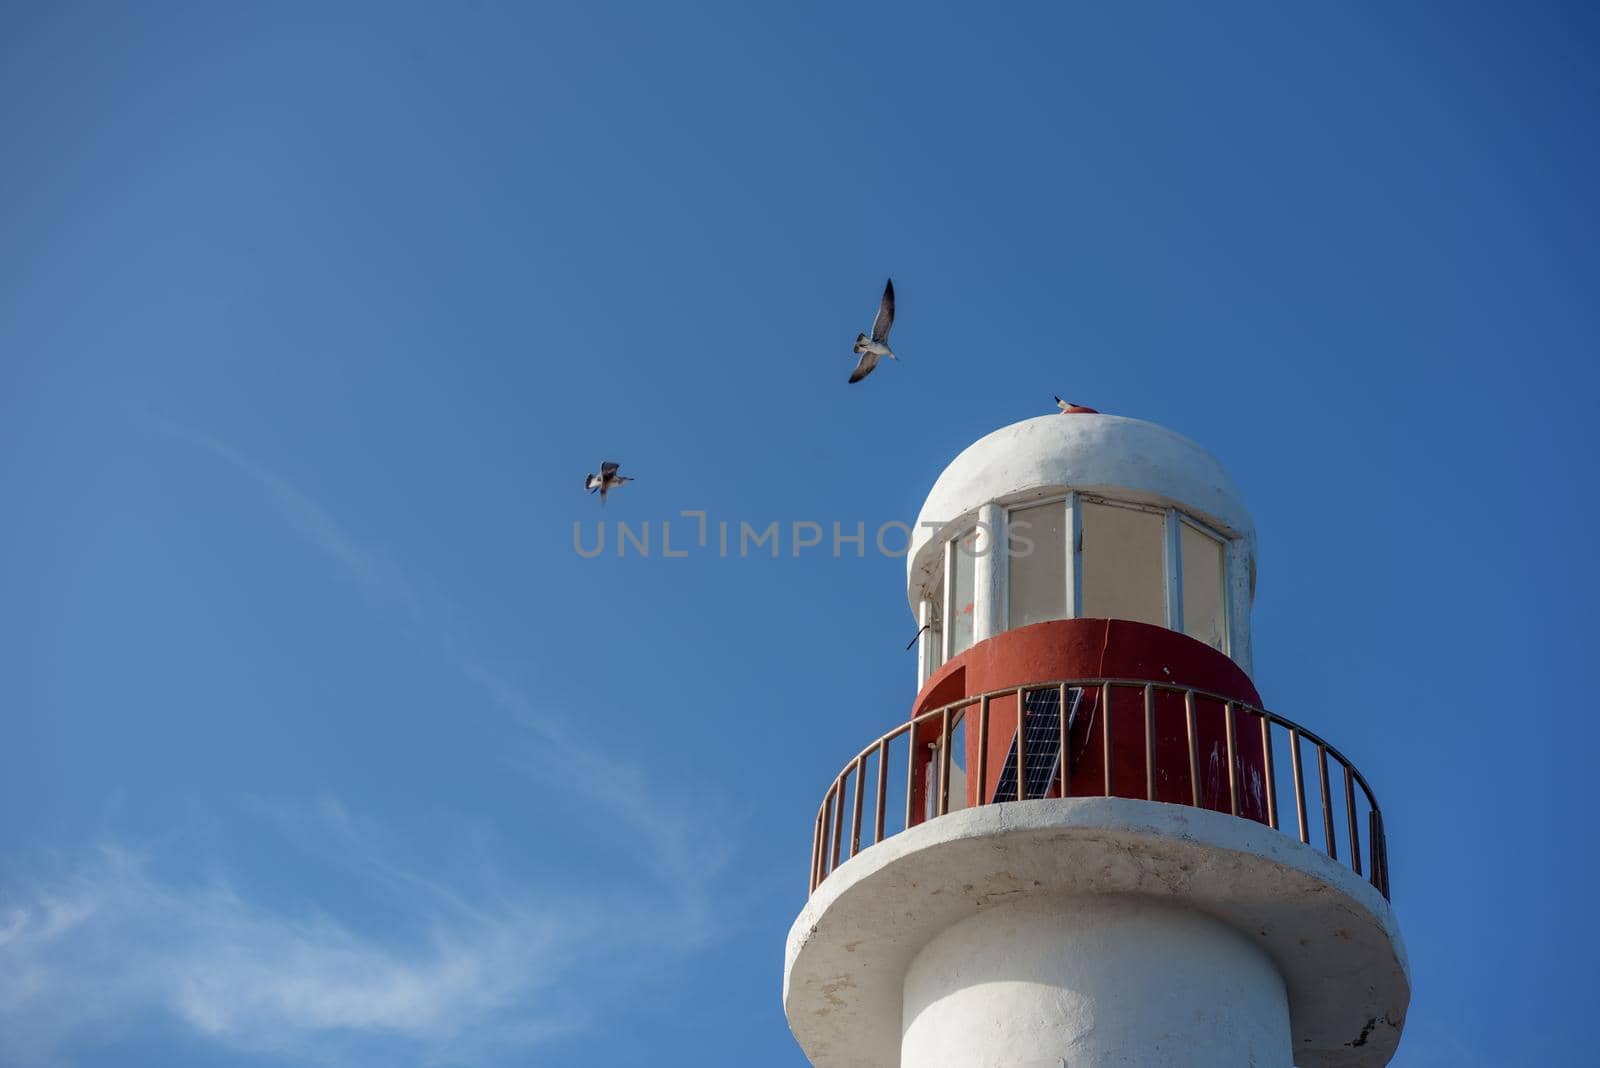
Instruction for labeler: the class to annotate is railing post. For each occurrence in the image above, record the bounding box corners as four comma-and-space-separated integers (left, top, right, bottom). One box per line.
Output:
1289, 728, 1308, 844
937, 708, 952, 817
1224, 701, 1239, 817
849, 755, 865, 858
1143, 684, 1156, 802
1101, 682, 1114, 798
1058, 683, 1071, 798
1377, 809, 1389, 897
875, 738, 888, 844
821, 786, 836, 878
1260, 713, 1278, 830
1184, 690, 1201, 808
831, 776, 846, 870
905, 724, 917, 831
1368, 809, 1380, 891
1015, 688, 1028, 801
810, 805, 824, 892
1318, 744, 1336, 861
976, 694, 990, 805
1371, 808, 1390, 899
1345, 764, 1361, 877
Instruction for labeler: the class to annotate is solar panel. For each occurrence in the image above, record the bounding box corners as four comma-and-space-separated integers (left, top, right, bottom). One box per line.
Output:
991, 687, 1084, 802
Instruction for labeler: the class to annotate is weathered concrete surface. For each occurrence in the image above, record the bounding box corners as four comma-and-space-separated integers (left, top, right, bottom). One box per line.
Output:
784, 798, 1408, 1067
903, 893, 1293, 1067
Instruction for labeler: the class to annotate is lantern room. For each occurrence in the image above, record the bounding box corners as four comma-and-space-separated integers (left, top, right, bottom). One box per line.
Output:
900, 411, 1273, 829
908, 411, 1257, 683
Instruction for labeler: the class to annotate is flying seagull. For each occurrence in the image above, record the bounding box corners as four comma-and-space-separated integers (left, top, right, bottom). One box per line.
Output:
1054, 396, 1099, 414
848, 278, 896, 384
584, 461, 632, 504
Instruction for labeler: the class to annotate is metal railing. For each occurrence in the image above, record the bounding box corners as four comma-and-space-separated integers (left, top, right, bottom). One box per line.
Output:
808, 678, 1390, 900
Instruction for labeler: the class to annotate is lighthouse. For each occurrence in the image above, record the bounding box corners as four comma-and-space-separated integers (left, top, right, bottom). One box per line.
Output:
783, 412, 1409, 1066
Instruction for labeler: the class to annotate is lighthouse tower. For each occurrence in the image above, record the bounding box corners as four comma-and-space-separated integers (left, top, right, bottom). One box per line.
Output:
784, 412, 1408, 1066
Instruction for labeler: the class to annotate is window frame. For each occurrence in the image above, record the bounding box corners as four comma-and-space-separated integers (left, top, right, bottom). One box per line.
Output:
914, 497, 1233, 680
1003, 492, 1075, 631
1176, 512, 1231, 653
1076, 494, 1171, 631
996, 493, 1231, 654
919, 595, 944, 684
943, 526, 979, 661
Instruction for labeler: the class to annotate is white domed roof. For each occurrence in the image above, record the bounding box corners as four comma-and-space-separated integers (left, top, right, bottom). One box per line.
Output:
907, 413, 1255, 606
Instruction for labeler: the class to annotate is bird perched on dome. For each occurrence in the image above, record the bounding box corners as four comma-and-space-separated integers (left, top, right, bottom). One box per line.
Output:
848, 279, 897, 384
584, 461, 632, 504
1054, 396, 1099, 414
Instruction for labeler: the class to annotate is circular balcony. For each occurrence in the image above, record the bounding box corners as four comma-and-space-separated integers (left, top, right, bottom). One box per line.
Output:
808, 674, 1390, 902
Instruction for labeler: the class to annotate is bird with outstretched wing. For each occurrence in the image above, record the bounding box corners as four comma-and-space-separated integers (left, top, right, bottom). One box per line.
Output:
584, 461, 632, 504
849, 279, 897, 384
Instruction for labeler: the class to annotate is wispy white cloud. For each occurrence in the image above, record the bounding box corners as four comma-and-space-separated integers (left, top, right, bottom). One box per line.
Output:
462, 662, 736, 946
0, 835, 589, 1068
0, 425, 741, 1063
162, 422, 736, 917
161, 422, 737, 922
153, 419, 425, 624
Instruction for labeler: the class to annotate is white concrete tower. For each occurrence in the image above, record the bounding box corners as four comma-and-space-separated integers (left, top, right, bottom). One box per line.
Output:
784, 412, 1408, 1067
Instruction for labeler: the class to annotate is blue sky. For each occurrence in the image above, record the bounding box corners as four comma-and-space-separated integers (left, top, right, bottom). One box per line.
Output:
2, 2, 1595, 1064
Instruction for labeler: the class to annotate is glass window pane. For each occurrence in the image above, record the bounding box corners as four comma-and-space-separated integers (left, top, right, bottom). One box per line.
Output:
1080, 500, 1165, 627
950, 529, 978, 656
1008, 502, 1067, 630
1181, 521, 1227, 651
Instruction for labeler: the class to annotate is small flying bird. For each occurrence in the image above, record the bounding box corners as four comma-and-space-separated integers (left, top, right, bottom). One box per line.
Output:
1054, 396, 1100, 414
584, 461, 632, 504
848, 278, 897, 384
